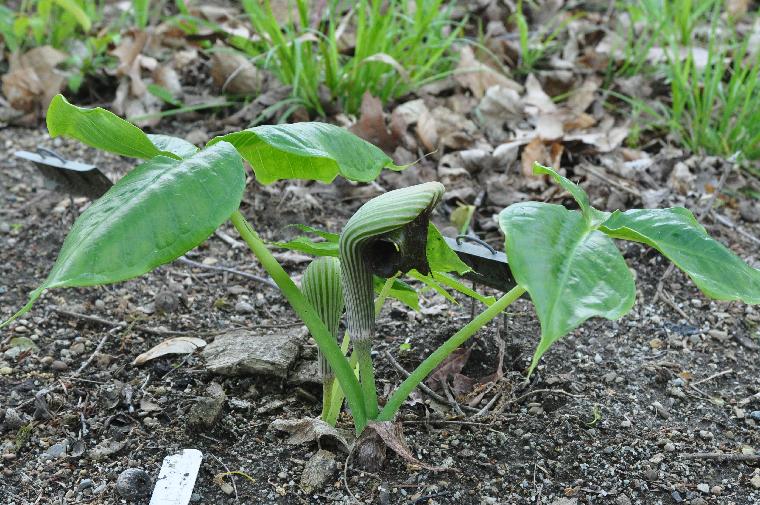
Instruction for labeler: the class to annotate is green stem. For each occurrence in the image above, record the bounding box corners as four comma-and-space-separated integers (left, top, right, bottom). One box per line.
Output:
377, 285, 526, 422
355, 339, 379, 419
230, 210, 368, 433
320, 378, 335, 421
374, 275, 398, 315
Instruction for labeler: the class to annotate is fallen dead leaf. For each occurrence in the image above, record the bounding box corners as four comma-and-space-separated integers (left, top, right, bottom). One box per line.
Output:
363, 421, 449, 472
416, 106, 439, 153
132, 336, 207, 365
270, 417, 350, 452
210, 50, 262, 95
454, 46, 522, 99
349, 92, 399, 154
1, 46, 67, 113
425, 347, 470, 391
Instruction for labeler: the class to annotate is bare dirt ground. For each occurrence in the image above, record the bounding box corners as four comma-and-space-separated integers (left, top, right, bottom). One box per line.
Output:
1, 122, 759, 505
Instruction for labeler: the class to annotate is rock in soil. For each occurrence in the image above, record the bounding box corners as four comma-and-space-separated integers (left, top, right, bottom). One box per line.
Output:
202, 328, 302, 378
116, 468, 152, 499
300, 449, 337, 493
187, 383, 226, 431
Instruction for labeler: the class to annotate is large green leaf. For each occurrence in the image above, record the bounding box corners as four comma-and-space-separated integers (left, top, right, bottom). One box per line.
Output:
600, 208, 760, 303
499, 202, 636, 372
147, 134, 199, 159
47, 94, 184, 160
2, 142, 245, 327
208, 122, 403, 184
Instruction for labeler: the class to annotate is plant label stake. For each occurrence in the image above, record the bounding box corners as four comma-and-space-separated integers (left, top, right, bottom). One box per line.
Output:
443, 236, 515, 292
15, 148, 113, 199
149, 448, 203, 505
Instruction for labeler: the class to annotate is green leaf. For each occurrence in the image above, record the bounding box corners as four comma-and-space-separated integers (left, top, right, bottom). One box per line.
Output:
600, 207, 760, 303
53, 0, 91, 31
499, 202, 635, 373
2, 142, 245, 327
147, 134, 199, 159
533, 163, 609, 226
374, 277, 419, 311
426, 224, 471, 275
209, 122, 404, 184
47, 94, 179, 160
432, 272, 495, 306
408, 270, 458, 304
273, 236, 339, 257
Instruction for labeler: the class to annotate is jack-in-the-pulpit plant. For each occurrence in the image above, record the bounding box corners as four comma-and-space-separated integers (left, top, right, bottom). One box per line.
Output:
3, 95, 760, 442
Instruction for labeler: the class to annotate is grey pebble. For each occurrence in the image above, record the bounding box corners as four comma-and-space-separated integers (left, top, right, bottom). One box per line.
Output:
51, 360, 68, 372
234, 300, 255, 314
697, 483, 709, 493
116, 468, 152, 499
78, 479, 94, 491
749, 410, 760, 421
42, 442, 68, 461
0, 222, 10, 234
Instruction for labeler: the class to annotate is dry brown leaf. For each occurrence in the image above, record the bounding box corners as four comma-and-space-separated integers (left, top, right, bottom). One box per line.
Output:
152, 66, 182, 98
534, 114, 564, 141
425, 347, 470, 391
270, 417, 350, 451
364, 422, 449, 472
726, 0, 749, 18
454, 46, 522, 99
563, 112, 596, 131
349, 92, 399, 154
521, 137, 549, 176
1, 46, 67, 113
210, 50, 262, 95
566, 77, 599, 113
416, 106, 438, 153
132, 337, 207, 365
111, 31, 149, 97
524, 74, 557, 114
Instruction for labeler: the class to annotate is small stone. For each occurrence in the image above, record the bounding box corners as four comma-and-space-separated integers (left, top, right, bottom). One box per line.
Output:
649, 338, 664, 349
300, 450, 337, 492
710, 485, 722, 495
697, 483, 709, 494
749, 411, 760, 422
750, 474, 760, 489
0, 367, 11, 375
620, 419, 632, 428
652, 401, 669, 419
0, 222, 10, 233
69, 342, 86, 356
593, 353, 602, 364
219, 482, 234, 495
4, 337, 39, 359
2, 408, 24, 430
277, 471, 288, 480
615, 495, 632, 505
734, 407, 745, 419
78, 479, 94, 491
116, 468, 152, 499
690, 498, 707, 505
202, 328, 302, 378
671, 377, 685, 387
42, 441, 68, 461
644, 468, 658, 481
698, 430, 713, 440
187, 383, 226, 431
51, 360, 68, 372
94, 299, 105, 310
664, 442, 675, 452
528, 405, 544, 415
143, 417, 159, 429
234, 301, 254, 314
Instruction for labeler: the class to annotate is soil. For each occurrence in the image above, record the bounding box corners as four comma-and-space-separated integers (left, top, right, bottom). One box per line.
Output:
1, 119, 759, 505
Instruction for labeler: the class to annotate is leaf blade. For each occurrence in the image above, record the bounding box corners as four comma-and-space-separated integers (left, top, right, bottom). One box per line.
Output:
499, 202, 635, 372
600, 207, 760, 303
47, 94, 177, 159
209, 122, 403, 184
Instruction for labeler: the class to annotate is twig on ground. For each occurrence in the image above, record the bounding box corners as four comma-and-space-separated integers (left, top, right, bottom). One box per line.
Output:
75, 324, 122, 375
692, 369, 733, 386
441, 378, 465, 417
680, 452, 760, 462
177, 256, 276, 288
384, 351, 480, 414
474, 391, 501, 418
660, 292, 694, 324
209, 453, 239, 501
54, 308, 194, 336
214, 229, 244, 249
711, 211, 760, 246
509, 388, 583, 406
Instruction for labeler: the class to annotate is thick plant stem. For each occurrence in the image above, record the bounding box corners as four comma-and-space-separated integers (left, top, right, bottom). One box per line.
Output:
230, 210, 368, 433
377, 285, 526, 422
355, 339, 379, 419
321, 378, 335, 421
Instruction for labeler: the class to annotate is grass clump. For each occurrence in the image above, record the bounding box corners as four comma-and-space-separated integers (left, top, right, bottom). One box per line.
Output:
238, 0, 463, 115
